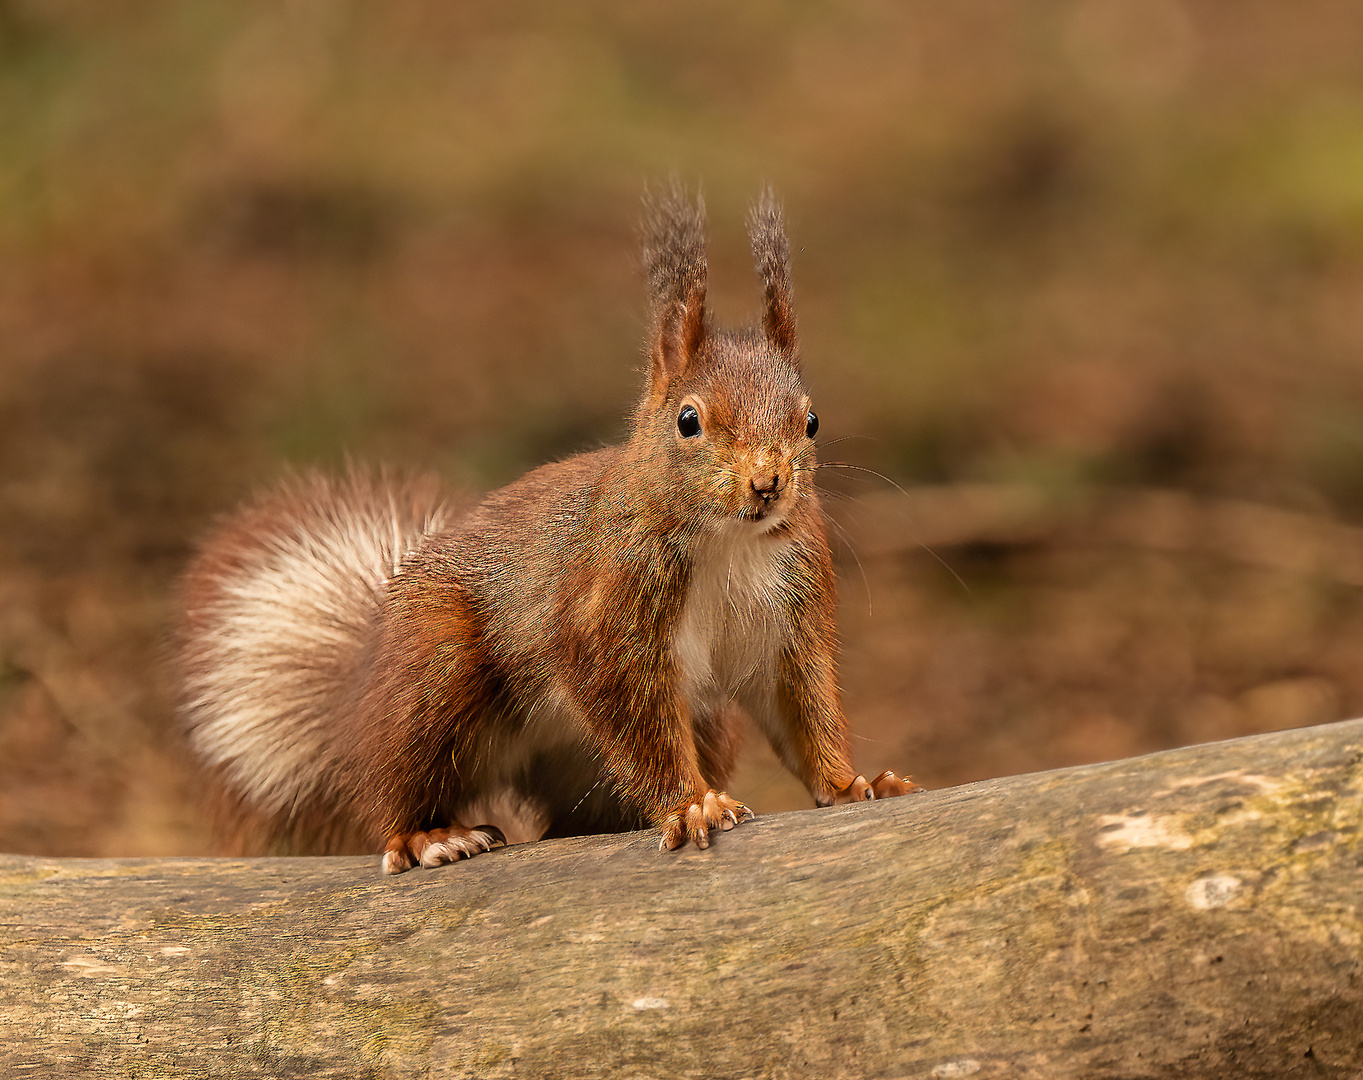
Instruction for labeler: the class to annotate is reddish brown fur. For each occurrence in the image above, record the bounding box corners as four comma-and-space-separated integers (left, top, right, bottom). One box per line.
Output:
176, 185, 919, 871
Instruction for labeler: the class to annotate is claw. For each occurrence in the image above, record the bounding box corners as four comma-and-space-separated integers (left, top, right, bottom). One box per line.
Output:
687, 802, 709, 848
831, 775, 873, 804
382, 823, 507, 874
659, 789, 754, 852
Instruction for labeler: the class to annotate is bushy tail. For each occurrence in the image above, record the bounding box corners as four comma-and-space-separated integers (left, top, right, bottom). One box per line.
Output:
176, 468, 453, 853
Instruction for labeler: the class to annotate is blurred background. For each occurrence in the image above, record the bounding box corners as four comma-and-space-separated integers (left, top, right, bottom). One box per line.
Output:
3, 1, 1363, 857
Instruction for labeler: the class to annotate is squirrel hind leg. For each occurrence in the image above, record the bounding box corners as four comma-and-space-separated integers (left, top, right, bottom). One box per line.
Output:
382, 824, 508, 875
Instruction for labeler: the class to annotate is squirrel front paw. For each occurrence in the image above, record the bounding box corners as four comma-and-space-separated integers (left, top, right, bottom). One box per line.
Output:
659, 790, 755, 852
382, 824, 507, 875
830, 770, 922, 805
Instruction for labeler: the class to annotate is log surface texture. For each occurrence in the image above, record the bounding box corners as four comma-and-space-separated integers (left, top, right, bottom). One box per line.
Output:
3, 720, 1362, 1080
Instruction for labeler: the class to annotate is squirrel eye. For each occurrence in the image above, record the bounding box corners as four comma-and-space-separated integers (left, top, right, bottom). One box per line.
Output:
805, 410, 819, 438
678, 405, 701, 438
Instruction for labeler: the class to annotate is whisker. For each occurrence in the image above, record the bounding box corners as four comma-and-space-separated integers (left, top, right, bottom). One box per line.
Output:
850, 730, 899, 746
817, 463, 971, 596
570, 775, 607, 814
821, 508, 874, 617
812, 434, 877, 451
924, 544, 972, 595
816, 461, 915, 501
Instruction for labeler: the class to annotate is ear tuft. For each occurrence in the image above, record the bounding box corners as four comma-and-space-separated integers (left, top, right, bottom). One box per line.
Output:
747, 187, 798, 361
641, 179, 708, 394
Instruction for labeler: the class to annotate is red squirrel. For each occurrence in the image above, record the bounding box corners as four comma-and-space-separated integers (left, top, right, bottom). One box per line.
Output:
176, 183, 919, 874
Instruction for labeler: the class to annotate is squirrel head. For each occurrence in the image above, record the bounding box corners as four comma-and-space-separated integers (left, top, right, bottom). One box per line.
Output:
634, 182, 818, 534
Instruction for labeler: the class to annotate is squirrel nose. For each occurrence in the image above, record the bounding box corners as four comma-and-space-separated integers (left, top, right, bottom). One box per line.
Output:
751, 472, 786, 501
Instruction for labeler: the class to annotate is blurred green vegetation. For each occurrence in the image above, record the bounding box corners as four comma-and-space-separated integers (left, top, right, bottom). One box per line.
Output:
3, 0, 1363, 856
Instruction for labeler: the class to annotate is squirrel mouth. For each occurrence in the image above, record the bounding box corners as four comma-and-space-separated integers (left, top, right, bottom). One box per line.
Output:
743, 499, 785, 525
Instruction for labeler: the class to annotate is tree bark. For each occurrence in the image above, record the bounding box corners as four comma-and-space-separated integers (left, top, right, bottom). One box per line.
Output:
3, 720, 1361, 1080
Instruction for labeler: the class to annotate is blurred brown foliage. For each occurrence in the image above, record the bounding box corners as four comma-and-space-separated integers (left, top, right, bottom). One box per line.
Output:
3, 1, 1363, 856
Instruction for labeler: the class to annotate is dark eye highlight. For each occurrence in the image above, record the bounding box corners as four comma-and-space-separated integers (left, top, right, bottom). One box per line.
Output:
678, 405, 701, 438
805, 411, 819, 438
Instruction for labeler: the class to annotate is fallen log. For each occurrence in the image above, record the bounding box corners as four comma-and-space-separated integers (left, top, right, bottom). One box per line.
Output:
3, 719, 1361, 1079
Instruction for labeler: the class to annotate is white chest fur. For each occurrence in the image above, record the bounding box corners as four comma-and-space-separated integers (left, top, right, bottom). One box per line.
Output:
673, 523, 792, 709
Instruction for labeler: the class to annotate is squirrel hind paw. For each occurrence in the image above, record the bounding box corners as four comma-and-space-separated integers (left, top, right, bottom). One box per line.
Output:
659, 790, 755, 852
382, 824, 508, 875
828, 771, 923, 805
869, 770, 923, 799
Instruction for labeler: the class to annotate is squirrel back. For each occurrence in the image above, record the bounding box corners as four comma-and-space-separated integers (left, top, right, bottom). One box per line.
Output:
177, 183, 919, 871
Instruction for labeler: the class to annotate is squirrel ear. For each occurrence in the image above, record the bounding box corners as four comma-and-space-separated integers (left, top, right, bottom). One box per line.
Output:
748, 187, 798, 362
642, 179, 708, 399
